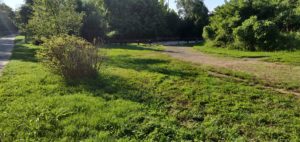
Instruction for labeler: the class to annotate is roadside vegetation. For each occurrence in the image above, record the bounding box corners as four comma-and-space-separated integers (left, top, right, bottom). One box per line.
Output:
1, 36, 300, 141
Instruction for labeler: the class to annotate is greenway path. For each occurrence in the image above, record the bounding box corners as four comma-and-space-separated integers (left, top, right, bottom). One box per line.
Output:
0, 35, 15, 73
164, 46, 300, 95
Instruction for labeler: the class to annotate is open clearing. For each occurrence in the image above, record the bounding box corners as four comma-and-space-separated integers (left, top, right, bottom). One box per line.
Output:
165, 46, 300, 94
1, 36, 300, 141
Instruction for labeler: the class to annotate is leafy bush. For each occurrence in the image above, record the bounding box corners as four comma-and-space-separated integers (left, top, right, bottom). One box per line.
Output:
253, 20, 280, 51
39, 35, 103, 79
202, 26, 215, 41
233, 16, 279, 51
280, 32, 300, 50
203, 0, 300, 51
233, 16, 256, 51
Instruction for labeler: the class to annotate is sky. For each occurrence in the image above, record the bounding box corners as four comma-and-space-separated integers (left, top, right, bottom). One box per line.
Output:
169, 0, 225, 12
2, 0, 225, 11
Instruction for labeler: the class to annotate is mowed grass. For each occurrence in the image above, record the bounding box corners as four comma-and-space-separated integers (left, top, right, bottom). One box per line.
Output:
1, 37, 300, 141
194, 43, 300, 66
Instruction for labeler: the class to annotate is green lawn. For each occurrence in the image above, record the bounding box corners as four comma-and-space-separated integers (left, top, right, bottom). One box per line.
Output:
194, 43, 300, 66
1, 36, 300, 141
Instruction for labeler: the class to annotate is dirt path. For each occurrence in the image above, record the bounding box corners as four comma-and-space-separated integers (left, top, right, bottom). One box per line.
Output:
164, 46, 300, 93
0, 35, 16, 73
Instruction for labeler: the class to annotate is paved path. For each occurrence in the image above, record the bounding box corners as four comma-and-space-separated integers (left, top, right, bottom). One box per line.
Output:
164, 46, 300, 93
0, 35, 15, 73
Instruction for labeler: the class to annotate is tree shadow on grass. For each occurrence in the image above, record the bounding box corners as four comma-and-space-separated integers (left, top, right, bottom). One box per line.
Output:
109, 55, 169, 70
62, 54, 199, 104
63, 54, 199, 105
10, 44, 38, 62
64, 73, 156, 104
109, 55, 198, 78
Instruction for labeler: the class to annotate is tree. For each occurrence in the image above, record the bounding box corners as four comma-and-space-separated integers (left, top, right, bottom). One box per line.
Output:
103, 0, 168, 40
18, 0, 208, 42
27, 0, 84, 41
203, 0, 300, 50
15, 0, 34, 38
17, 0, 34, 25
164, 10, 181, 37
80, 0, 108, 42
177, 0, 209, 38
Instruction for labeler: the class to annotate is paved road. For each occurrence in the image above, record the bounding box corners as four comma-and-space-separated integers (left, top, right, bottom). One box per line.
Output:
0, 35, 15, 73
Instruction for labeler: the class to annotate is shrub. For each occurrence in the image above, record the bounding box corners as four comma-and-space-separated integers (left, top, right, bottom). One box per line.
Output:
202, 26, 215, 40
233, 16, 280, 51
280, 32, 300, 50
233, 16, 257, 51
253, 20, 280, 51
39, 35, 103, 79
205, 0, 300, 51
214, 29, 232, 47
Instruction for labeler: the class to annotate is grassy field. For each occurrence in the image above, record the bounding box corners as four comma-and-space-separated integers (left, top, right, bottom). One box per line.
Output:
194, 43, 300, 66
1, 36, 300, 141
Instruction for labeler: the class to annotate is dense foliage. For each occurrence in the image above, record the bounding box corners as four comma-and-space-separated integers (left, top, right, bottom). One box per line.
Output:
177, 0, 209, 38
39, 35, 102, 79
233, 16, 280, 51
26, 0, 84, 41
16, 0, 209, 42
15, 0, 33, 32
104, 0, 166, 40
203, 0, 300, 51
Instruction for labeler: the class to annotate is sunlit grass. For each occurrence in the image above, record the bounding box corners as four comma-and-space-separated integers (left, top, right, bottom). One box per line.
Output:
194, 43, 300, 66
0, 36, 300, 141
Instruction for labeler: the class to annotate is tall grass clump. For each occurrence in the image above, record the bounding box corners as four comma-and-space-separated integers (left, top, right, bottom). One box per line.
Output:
38, 35, 103, 79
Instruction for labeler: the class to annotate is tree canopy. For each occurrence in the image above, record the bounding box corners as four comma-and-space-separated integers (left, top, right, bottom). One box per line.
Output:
26, 0, 84, 40
177, 0, 209, 37
16, 0, 209, 42
203, 0, 300, 51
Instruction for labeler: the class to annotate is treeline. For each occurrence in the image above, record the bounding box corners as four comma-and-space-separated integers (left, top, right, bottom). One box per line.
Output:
203, 0, 300, 51
15, 0, 208, 42
9, 0, 300, 51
